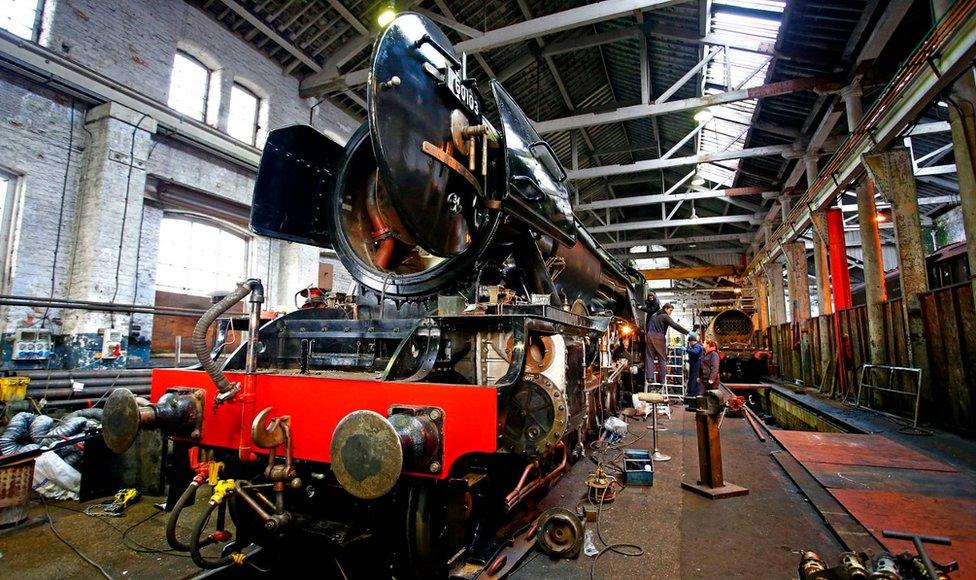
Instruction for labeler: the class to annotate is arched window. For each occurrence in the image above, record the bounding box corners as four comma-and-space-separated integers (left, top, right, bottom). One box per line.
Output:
168, 51, 212, 122
228, 83, 261, 145
156, 214, 248, 296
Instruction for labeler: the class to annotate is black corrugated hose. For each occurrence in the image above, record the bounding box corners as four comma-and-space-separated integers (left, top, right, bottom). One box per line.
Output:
191, 279, 263, 402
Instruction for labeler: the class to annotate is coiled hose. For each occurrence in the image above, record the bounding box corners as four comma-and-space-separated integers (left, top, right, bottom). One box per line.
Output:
191, 279, 262, 401
166, 481, 202, 551
0, 412, 37, 455
0, 411, 99, 465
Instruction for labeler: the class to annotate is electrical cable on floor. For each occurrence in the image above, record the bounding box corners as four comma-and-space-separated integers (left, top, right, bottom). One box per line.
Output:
41, 497, 114, 579
584, 417, 646, 580
48, 500, 190, 558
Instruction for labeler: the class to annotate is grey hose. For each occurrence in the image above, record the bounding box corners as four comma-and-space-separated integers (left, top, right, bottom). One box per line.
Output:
191, 279, 262, 401
0, 412, 37, 455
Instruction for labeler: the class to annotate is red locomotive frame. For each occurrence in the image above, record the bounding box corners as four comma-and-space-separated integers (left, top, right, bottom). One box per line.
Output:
152, 369, 499, 479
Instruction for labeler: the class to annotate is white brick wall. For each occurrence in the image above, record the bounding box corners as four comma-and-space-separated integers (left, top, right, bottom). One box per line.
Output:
0, 0, 357, 339
0, 74, 85, 330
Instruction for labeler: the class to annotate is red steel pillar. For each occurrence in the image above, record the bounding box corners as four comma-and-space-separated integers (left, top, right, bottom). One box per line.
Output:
827, 207, 852, 395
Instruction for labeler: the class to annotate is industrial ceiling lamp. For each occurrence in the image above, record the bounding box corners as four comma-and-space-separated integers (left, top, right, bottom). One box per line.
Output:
691, 170, 706, 186
377, 2, 397, 27
693, 108, 714, 123
689, 200, 699, 220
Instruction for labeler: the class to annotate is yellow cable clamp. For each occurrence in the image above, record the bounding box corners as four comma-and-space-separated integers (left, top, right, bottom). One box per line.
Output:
210, 479, 236, 504
231, 552, 246, 565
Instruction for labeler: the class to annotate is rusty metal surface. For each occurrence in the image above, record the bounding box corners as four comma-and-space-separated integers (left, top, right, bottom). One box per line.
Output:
102, 388, 141, 454
0, 458, 34, 526
832, 490, 975, 575
329, 410, 404, 500
251, 407, 287, 449
772, 431, 956, 473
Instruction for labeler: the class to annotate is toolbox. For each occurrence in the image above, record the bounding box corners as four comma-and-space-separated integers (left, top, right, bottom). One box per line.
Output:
623, 448, 654, 486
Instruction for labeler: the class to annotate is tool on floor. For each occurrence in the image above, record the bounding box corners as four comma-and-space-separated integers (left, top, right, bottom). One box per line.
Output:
535, 507, 584, 559
681, 389, 748, 499
636, 392, 670, 462
883, 530, 955, 580
797, 540, 958, 580
84, 488, 140, 517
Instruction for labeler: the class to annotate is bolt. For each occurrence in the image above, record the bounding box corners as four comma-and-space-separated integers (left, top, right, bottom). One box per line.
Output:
429, 461, 441, 473
381, 76, 401, 90
264, 520, 278, 531
428, 408, 442, 421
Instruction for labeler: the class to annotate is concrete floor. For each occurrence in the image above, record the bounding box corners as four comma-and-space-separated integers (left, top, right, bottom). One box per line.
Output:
0, 405, 843, 580
512, 405, 843, 579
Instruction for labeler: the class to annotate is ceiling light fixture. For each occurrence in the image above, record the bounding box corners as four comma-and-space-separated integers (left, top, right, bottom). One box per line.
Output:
693, 108, 713, 123
377, 3, 396, 27
691, 175, 706, 186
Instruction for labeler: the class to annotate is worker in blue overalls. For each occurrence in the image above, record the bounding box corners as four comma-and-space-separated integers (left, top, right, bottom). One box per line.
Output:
685, 332, 703, 396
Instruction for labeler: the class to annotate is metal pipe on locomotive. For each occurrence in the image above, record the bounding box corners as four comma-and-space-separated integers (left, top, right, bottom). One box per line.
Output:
100, 13, 646, 576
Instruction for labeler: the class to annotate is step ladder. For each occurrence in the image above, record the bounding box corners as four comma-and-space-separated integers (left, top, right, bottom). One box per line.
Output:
663, 345, 686, 400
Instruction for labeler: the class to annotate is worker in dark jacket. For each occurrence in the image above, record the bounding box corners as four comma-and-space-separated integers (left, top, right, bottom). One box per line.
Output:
637, 291, 660, 318
645, 303, 689, 386
699, 339, 721, 392
685, 333, 703, 396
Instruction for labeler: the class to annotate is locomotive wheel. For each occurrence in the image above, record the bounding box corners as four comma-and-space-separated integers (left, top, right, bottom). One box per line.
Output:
404, 484, 472, 578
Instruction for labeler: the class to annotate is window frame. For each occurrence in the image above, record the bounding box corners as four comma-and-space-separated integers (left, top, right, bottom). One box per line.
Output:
168, 51, 213, 123
228, 82, 261, 146
155, 212, 251, 297
0, 169, 22, 293
0, 0, 44, 42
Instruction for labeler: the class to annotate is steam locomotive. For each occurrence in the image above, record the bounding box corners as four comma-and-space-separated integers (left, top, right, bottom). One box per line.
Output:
706, 309, 770, 383
101, 13, 645, 576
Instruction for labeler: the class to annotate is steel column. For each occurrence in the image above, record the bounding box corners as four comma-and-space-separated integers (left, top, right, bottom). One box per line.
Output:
810, 211, 833, 316
783, 242, 813, 386
755, 275, 770, 332
811, 209, 833, 389
857, 180, 889, 364
827, 207, 852, 396
863, 146, 931, 401
765, 261, 787, 327
827, 208, 853, 311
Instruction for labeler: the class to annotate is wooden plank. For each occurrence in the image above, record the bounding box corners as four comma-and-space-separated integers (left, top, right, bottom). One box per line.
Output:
950, 287, 975, 429
938, 291, 968, 429
920, 292, 948, 419
954, 286, 976, 430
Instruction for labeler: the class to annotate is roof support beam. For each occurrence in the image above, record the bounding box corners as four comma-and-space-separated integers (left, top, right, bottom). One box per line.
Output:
454, 0, 689, 54
498, 26, 643, 81
590, 213, 764, 234
621, 247, 747, 259
575, 185, 775, 210
218, 0, 321, 72
302, 0, 688, 96
641, 265, 741, 280
568, 143, 797, 180
602, 233, 748, 249
535, 77, 840, 134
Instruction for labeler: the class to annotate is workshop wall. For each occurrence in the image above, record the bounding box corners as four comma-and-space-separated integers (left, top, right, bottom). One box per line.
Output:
0, 0, 358, 368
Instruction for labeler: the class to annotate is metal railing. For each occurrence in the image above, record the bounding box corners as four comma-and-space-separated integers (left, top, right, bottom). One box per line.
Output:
855, 364, 923, 428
